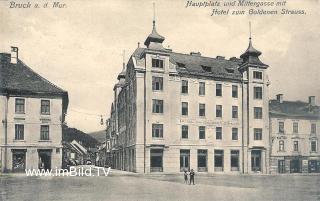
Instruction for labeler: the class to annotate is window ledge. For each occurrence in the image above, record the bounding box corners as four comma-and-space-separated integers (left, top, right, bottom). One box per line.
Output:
152, 138, 164, 140
38, 140, 52, 142
13, 140, 26, 142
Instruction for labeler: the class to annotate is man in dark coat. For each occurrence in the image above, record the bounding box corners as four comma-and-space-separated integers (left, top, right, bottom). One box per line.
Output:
189, 169, 195, 185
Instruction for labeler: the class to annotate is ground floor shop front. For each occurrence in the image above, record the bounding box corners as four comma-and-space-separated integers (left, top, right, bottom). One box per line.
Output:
270, 156, 320, 174
111, 145, 269, 174
0, 146, 62, 173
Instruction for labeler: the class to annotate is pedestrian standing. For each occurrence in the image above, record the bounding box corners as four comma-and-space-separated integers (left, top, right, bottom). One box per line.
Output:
189, 169, 195, 185
184, 170, 188, 184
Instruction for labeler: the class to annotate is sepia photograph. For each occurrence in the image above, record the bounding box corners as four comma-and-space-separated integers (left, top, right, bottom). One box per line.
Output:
0, 0, 320, 200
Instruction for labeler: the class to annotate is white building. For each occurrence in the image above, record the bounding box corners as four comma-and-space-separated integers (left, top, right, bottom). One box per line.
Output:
0, 48, 68, 172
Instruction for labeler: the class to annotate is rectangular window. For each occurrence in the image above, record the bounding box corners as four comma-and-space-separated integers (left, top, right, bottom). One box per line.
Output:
15, 124, 24, 140
253, 71, 263, 79
199, 104, 205, 117
232, 85, 238, 98
216, 127, 222, 140
181, 102, 188, 116
152, 77, 163, 91
293, 122, 299, 134
232, 128, 238, 140
152, 124, 163, 138
311, 141, 317, 152
181, 80, 188, 94
254, 107, 263, 119
181, 125, 188, 139
41, 100, 50, 115
294, 141, 299, 152
279, 122, 284, 134
15, 98, 25, 114
216, 105, 222, 118
254, 87, 263, 99
152, 58, 164, 68
152, 99, 163, 113
231, 150, 239, 171
279, 140, 284, 151
214, 150, 224, 171
199, 82, 205, 96
199, 126, 206, 139
216, 84, 222, 96
40, 125, 49, 140
254, 128, 262, 140
311, 123, 317, 135
232, 106, 238, 119
197, 149, 207, 172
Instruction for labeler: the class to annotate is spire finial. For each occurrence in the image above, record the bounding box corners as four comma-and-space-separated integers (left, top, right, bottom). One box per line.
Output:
249, 21, 252, 41
122, 50, 125, 70
153, 2, 156, 28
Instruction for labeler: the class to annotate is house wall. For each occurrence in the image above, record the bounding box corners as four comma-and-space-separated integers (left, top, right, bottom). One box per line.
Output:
270, 116, 320, 174
0, 95, 63, 172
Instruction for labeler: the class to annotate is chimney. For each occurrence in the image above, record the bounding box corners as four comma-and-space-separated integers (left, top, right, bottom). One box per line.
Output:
309, 96, 316, 106
229, 57, 239, 61
190, 52, 201, 56
276, 94, 283, 103
216, 56, 225, 60
10, 46, 18, 64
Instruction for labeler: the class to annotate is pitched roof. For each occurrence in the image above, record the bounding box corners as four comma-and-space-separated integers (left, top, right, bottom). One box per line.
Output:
269, 100, 320, 119
132, 48, 243, 81
0, 53, 67, 96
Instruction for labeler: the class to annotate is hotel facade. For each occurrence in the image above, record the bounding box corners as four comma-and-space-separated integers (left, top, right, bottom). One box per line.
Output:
107, 20, 271, 174
0, 48, 68, 173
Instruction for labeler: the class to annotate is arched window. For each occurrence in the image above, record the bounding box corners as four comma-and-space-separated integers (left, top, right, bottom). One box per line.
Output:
279, 140, 284, 151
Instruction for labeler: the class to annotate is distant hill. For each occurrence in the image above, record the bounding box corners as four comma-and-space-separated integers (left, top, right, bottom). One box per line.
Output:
62, 125, 99, 148
88, 130, 106, 143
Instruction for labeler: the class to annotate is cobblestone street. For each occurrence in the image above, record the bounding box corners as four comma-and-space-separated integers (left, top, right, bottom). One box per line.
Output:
1, 168, 320, 201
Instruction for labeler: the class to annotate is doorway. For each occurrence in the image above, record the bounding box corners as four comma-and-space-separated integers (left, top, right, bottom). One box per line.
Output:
278, 160, 285, 173
38, 149, 52, 170
180, 149, 190, 172
290, 159, 301, 173
150, 149, 163, 172
12, 149, 26, 172
251, 150, 262, 172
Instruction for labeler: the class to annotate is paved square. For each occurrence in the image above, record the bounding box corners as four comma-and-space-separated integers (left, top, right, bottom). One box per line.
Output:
0, 168, 319, 201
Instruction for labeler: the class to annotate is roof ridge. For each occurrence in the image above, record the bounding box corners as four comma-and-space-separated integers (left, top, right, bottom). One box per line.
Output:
19, 59, 67, 93
171, 51, 240, 62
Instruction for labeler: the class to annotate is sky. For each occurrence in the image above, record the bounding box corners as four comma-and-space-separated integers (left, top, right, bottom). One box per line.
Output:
0, 0, 319, 133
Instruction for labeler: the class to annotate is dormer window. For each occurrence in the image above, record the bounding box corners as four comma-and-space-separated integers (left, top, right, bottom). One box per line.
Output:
152, 58, 164, 68
176, 62, 185, 68
225, 68, 234, 73
201, 66, 211, 72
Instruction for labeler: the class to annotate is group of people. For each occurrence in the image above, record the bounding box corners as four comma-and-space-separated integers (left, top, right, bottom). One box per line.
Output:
183, 169, 195, 185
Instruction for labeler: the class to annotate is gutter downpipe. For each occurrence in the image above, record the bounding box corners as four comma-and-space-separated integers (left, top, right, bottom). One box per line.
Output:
143, 69, 146, 174
4, 94, 9, 173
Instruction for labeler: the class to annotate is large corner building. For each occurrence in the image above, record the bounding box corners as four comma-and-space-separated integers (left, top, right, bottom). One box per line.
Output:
107, 20, 271, 174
